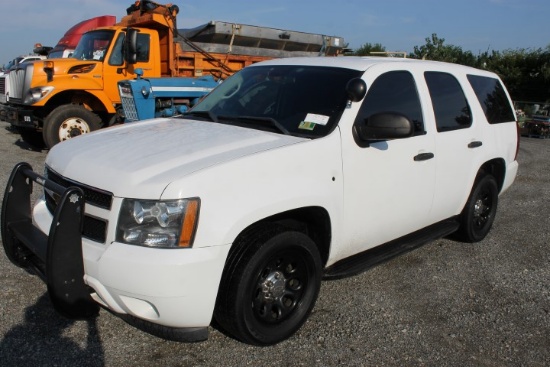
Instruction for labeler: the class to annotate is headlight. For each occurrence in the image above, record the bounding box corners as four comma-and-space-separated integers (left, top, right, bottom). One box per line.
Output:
116, 198, 200, 248
24, 86, 54, 104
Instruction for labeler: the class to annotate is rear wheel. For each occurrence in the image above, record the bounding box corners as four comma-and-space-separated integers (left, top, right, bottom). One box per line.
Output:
457, 174, 498, 242
43, 104, 102, 148
215, 225, 322, 345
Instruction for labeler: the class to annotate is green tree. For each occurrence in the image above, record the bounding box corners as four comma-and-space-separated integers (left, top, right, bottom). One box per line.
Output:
353, 43, 386, 56
483, 48, 550, 102
411, 33, 476, 66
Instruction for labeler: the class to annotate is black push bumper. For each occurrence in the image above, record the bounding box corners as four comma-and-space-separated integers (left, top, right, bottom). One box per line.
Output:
1, 162, 98, 318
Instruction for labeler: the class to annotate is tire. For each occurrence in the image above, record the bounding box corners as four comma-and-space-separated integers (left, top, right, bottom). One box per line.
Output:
214, 225, 322, 345
17, 127, 46, 149
43, 104, 102, 148
457, 174, 498, 242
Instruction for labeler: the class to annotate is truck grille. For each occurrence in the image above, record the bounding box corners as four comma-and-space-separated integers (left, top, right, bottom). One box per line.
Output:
121, 96, 139, 122
45, 167, 113, 243
8, 65, 31, 101
0, 75, 6, 94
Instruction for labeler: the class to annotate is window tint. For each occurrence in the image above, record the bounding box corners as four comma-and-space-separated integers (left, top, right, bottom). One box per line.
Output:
190, 65, 361, 138
354, 71, 424, 134
425, 72, 471, 132
467, 75, 515, 124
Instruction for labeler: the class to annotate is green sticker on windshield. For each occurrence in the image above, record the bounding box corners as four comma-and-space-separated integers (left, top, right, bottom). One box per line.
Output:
298, 121, 316, 130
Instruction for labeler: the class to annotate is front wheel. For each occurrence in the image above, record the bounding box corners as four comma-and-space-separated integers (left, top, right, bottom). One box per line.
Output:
17, 127, 45, 149
215, 226, 322, 345
457, 174, 499, 242
43, 104, 102, 148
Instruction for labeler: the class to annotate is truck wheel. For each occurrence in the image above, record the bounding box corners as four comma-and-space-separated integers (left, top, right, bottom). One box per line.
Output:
215, 226, 322, 345
457, 174, 498, 242
43, 105, 102, 148
17, 127, 45, 149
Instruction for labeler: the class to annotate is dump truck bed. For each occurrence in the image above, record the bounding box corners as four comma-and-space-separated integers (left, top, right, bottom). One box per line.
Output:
178, 21, 345, 58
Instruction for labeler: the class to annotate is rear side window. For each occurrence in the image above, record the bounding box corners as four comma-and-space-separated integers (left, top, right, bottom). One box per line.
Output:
467, 75, 515, 124
425, 72, 472, 132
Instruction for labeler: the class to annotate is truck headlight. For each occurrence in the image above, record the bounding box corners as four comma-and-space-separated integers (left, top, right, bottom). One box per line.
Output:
24, 86, 54, 104
116, 198, 200, 248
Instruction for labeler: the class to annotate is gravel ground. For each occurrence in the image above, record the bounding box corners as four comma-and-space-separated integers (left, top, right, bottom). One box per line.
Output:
0, 121, 548, 367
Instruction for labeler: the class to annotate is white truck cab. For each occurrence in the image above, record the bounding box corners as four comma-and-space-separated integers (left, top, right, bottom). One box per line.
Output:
1, 57, 519, 345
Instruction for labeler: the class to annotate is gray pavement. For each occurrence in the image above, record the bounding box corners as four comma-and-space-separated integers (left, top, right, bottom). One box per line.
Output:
0, 120, 548, 366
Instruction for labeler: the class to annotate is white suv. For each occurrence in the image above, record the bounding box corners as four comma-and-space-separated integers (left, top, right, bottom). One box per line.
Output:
1, 57, 519, 345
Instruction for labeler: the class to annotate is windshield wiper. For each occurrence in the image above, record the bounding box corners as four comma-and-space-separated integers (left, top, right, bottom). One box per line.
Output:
218, 115, 290, 135
184, 110, 218, 122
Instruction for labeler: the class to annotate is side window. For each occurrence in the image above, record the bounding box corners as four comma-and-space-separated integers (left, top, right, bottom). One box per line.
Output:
136, 34, 150, 62
109, 33, 125, 66
354, 71, 424, 134
108, 33, 150, 66
425, 72, 472, 132
467, 74, 515, 124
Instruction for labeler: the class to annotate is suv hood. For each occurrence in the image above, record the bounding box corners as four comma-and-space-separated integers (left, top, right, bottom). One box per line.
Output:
46, 118, 305, 198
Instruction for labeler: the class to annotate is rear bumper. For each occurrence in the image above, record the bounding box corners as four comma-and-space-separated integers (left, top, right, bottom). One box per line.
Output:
501, 160, 519, 195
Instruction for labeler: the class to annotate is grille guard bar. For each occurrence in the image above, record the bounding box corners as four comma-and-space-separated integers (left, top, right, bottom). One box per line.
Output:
1, 162, 99, 318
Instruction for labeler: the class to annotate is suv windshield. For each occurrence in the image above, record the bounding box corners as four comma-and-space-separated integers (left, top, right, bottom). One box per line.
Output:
72, 30, 115, 61
186, 65, 362, 138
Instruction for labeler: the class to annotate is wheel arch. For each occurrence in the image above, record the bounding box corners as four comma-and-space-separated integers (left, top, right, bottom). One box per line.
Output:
477, 158, 506, 193
44, 90, 115, 115
231, 206, 332, 268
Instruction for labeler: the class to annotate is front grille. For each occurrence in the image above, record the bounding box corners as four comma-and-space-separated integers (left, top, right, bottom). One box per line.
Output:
121, 96, 139, 122
9, 66, 29, 100
46, 167, 113, 209
0, 75, 5, 94
45, 167, 112, 243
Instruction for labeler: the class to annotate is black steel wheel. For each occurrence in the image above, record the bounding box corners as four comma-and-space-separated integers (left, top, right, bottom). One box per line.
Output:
457, 174, 499, 242
215, 225, 322, 345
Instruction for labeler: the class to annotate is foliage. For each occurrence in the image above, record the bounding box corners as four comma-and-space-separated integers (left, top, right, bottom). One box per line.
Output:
353, 43, 386, 56
410, 34, 477, 66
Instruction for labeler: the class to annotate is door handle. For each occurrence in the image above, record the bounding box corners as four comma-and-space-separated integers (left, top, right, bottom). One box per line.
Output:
414, 152, 434, 161
468, 141, 483, 148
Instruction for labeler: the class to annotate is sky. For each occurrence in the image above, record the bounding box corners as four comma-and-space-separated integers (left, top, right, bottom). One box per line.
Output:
0, 0, 549, 63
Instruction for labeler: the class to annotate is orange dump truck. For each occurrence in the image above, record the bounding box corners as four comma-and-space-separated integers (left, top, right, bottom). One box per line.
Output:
4, 0, 345, 148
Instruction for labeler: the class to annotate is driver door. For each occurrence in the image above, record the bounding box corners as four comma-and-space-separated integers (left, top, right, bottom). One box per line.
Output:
340, 69, 436, 254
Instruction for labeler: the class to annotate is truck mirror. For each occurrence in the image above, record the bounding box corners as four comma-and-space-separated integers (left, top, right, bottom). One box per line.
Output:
124, 28, 138, 65
356, 112, 414, 141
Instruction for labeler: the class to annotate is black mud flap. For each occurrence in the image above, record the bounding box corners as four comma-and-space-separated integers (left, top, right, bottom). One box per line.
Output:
1, 162, 99, 318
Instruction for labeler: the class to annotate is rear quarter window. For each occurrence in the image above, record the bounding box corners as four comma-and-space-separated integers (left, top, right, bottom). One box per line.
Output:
467, 75, 515, 124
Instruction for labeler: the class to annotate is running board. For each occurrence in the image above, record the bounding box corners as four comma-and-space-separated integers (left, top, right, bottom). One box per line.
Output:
323, 218, 460, 280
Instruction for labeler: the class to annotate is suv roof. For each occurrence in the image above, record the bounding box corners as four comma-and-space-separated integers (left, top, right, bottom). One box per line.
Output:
252, 56, 497, 77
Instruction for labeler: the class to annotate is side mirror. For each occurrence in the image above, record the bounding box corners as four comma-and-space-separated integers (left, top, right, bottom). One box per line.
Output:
124, 28, 138, 65
355, 112, 414, 141
346, 78, 367, 102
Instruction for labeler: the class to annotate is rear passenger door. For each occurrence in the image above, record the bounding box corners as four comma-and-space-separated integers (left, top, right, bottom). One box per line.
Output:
424, 71, 480, 222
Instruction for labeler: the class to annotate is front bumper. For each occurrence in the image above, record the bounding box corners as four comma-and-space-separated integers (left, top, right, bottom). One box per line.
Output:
2, 163, 231, 342
2, 104, 41, 128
